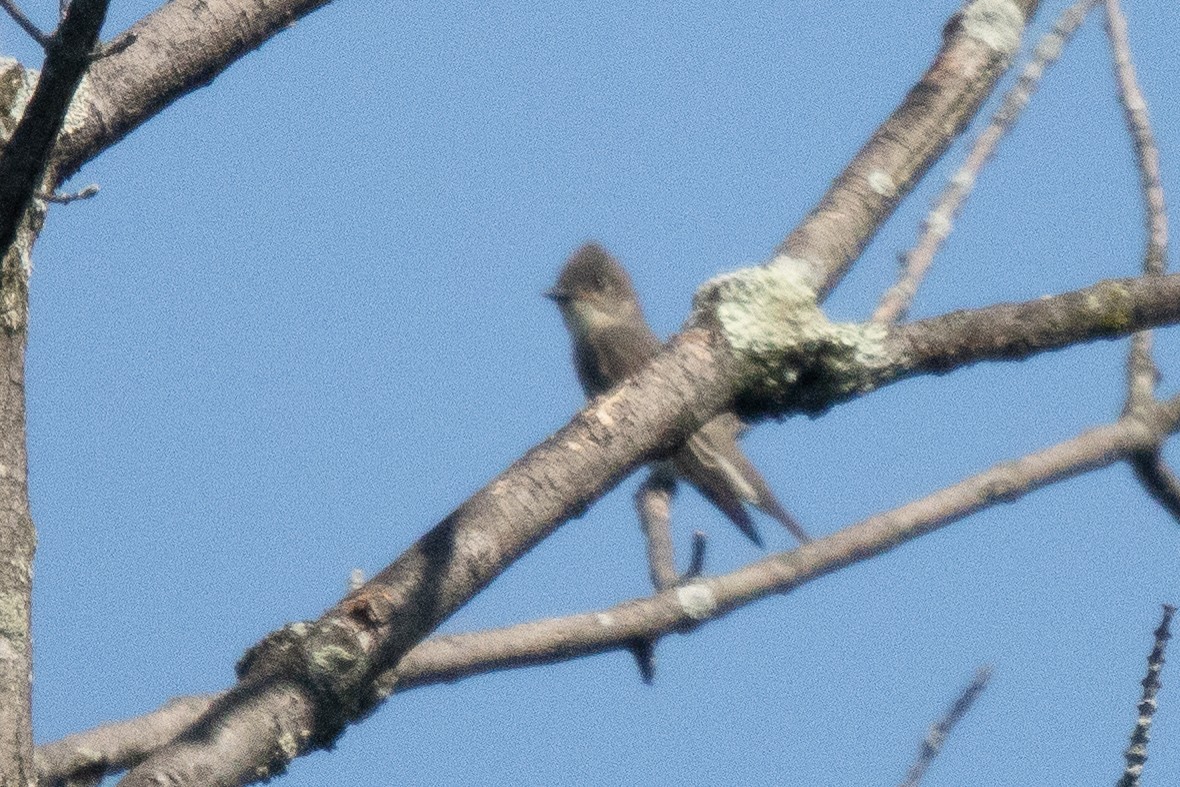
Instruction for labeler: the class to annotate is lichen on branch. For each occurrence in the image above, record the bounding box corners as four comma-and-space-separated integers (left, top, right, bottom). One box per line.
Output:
689, 257, 892, 418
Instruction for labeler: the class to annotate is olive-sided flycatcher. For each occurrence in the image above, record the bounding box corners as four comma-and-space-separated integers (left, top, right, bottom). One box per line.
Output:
546, 242, 810, 547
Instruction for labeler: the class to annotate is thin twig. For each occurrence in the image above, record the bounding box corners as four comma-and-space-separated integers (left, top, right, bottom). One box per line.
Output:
1111, 0, 1169, 413
1117, 605, 1175, 787
1103, 0, 1177, 519
36, 183, 99, 203
91, 32, 135, 60
900, 666, 993, 787
635, 476, 712, 590
1104, 0, 1168, 278
873, 0, 1102, 323
684, 531, 707, 579
0, 0, 50, 47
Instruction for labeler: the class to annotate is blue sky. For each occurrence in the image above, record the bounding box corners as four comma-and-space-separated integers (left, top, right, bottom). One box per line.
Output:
7, 0, 1180, 784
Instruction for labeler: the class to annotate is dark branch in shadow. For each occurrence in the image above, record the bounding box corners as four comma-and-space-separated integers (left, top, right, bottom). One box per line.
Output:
684, 531, 707, 580
899, 666, 992, 787
1131, 452, 1180, 526
627, 639, 656, 685
0, 0, 109, 259
0, 0, 50, 47
1118, 604, 1174, 787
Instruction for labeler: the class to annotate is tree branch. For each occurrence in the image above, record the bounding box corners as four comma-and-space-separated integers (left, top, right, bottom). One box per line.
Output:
635, 470, 680, 591
1103, 0, 1177, 522
1118, 605, 1175, 787
0, 0, 108, 262
1104, 0, 1168, 278
0, 0, 51, 47
48, 0, 337, 183
899, 666, 993, 787
0, 2, 108, 782
36, 695, 219, 787
873, 0, 1101, 323
884, 274, 1180, 380
41, 389, 1180, 785
778, 0, 1041, 298
111, 259, 1180, 785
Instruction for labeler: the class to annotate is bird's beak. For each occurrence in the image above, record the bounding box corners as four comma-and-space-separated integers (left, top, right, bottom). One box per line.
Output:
543, 287, 569, 302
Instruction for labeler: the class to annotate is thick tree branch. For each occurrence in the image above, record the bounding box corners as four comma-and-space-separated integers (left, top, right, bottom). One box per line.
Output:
113, 257, 1180, 785
0, 0, 108, 260
117, 326, 743, 786
705, 265, 1180, 419
885, 275, 1180, 377
36, 696, 219, 787
0, 2, 108, 783
49, 0, 336, 182
41, 390, 1180, 786
0, 334, 35, 786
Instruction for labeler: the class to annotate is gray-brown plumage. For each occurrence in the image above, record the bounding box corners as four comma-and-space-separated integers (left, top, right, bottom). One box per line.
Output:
545, 242, 810, 547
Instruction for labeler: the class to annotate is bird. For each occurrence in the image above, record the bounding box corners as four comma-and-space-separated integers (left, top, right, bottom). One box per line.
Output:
545, 242, 810, 547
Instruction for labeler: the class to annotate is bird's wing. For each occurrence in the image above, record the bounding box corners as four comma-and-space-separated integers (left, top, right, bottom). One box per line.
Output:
574, 323, 661, 396
675, 416, 811, 545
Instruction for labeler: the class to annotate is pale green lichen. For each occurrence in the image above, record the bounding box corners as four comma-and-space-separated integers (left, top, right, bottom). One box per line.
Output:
0, 57, 36, 140
675, 582, 717, 621
0, 58, 46, 333
309, 643, 359, 676
0, 547, 30, 640
276, 730, 300, 759
959, 0, 1024, 56
1086, 280, 1133, 332
72, 747, 105, 767
692, 258, 892, 415
866, 169, 897, 198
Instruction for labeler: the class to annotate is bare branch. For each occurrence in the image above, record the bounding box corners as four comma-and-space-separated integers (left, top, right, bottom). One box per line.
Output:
0, 0, 50, 46
36, 695, 219, 787
41, 391, 1180, 786
0, 2, 109, 781
873, 0, 1101, 323
1110, 0, 1168, 412
113, 255, 1180, 785
36, 183, 99, 203
49, 0, 337, 183
882, 275, 1180, 387
1102, 0, 1175, 520
779, 0, 1041, 298
0, 0, 109, 261
739, 268, 1180, 420
1104, 0, 1168, 278
1118, 605, 1175, 787
385, 396, 1180, 692
899, 666, 993, 787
